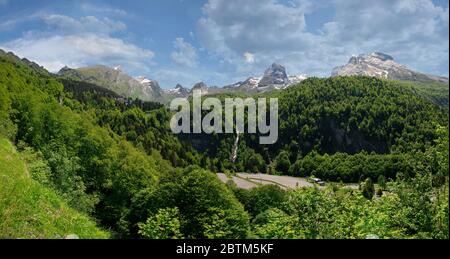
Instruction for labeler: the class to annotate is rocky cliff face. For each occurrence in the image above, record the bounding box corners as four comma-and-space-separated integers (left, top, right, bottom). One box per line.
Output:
332, 52, 449, 84
259, 63, 290, 87
135, 76, 164, 101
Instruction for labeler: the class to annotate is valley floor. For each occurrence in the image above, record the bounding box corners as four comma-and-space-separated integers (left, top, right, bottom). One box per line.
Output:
217, 173, 359, 190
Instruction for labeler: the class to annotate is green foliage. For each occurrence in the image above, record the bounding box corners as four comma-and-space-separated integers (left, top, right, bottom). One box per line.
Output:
377, 175, 387, 191
274, 151, 291, 174
0, 83, 17, 140
131, 167, 250, 239
1, 50, 163, 236
253, 208, 299, 239
361, 178, 375, 200
253, 139, 449, 239
18, 143, 53, 187
60, 78, 202, 168
138, 207, 183, 239
233, 185, 287, 217
273, 77, 447, 155
0, 137, 109, 239
289, 151, 411, 182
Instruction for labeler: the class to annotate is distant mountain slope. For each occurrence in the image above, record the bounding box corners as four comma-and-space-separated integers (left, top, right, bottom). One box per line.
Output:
332, 52, 449, 84
0, 137, 109, 239
163, 84, 190, 99
58, 65, 165, 103
396, 80, 449, 108
56, 62, 307, 103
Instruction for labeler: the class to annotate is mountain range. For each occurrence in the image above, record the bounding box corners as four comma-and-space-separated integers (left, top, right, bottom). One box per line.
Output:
54, 52, 448, 104
57, 62, 308, 102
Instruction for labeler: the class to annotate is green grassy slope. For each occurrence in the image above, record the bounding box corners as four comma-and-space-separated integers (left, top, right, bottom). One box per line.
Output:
0, 137, 109, 239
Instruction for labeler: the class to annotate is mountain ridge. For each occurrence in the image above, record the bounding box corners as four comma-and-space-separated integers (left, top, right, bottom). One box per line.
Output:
57, 65, 165, 103
20, 48, 448, 105
332, 52, 449, 84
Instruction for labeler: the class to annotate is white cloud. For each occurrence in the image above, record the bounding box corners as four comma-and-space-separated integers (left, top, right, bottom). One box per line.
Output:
170, 37, 198, 67
0, 13, 155, 75
243, 52, 255, 63
1, 34, 154, 73
197, 0, 449, 78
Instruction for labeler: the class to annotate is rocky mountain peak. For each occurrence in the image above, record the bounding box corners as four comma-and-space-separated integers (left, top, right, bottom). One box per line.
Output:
371, 52, 394, 61
332, 52, 448, 84
192, 82, 208, 90
58, 66, 72, 74
259, 63, 290, 87
165, 84, 190, 98
348, 52, 394, 65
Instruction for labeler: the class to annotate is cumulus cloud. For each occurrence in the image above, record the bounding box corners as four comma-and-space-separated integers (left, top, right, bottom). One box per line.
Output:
243, 52, 255, 63
0, 14, 154, 74
197, 0, 449, 78
171, 37, 198, 67
1, 34, 154, 72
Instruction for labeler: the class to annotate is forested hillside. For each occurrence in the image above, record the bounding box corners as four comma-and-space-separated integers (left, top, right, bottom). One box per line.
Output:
0, 51, 248, 238
0, 49, 448, 239
185, 77, 448, 182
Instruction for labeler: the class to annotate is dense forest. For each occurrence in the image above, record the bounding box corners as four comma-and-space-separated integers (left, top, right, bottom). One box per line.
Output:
184, 77, 447, 181
0, 49, 448, 239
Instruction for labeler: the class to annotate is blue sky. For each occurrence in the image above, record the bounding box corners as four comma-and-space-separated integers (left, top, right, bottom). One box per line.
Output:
0, 0, 448, 88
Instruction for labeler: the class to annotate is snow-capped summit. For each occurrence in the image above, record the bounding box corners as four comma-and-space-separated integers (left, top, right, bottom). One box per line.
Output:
132, 76, 163, 101
136, 76, 152, 85
224, 77, 262, 90
164, 84, 190, 98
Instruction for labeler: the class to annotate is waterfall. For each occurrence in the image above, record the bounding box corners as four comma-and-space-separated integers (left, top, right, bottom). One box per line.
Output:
230, 129, 240, 163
